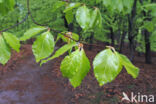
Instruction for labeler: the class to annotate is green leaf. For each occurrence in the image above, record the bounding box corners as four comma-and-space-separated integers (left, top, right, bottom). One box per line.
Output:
117, 0, 123, 12
0, 0, 2, 2
143, 3, 156, 17
0, 0, 15, 15
93, 49, 122, 86
60, 49, 90, 88
64, 3, 81, 13
57, 32, 79, 43
3, 32, 20, 52
119, 54, 139, 78
103, 0, 111, 7
96, 0, 102, 4
0, 3, 6, 15
90, 8, 102, 29
96, 9, 102, 28
20, 26, 47, 41
65, 10, 74, 24
143, 21, 154, 32
0, 35, 11, 65
89, 8, 98, 28
32, 31, 55, 62
57, 32, 67, 43
60, 49, 80, 78
7, 0, 15, 10
76, 6, 102, 30
52, 1, 66, 12
71, 33, 79, 41
150, 31, 156, 51
40, 42, 77, 65
122, 0, 133, 13
76, 5, 90, 30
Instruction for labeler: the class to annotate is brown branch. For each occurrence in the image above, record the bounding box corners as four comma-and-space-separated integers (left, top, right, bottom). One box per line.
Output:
0, 0, 108, 49
0, 13, 29, 33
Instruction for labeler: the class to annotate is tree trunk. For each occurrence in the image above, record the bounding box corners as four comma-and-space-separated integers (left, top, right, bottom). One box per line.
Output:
142, 17, 152, 64
139, 0, 152, 64
128, 16, 135, 61
129, 38, 135, 61
128, 0, 137, 62
110, 27, 114, 46
119, 31, 126, 53
68, 23, 73, 32
89, 32, 94, 50
144, 29, 151, 64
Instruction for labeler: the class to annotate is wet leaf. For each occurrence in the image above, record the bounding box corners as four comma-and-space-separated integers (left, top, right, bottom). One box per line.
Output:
76, 5, 90, 30
65, 10, 74, 24
61, 49, 90, 88
20, 26, 47, 41
90, 8, 102, 29
57, 32, 79, 43
32, 31, 55, 62
52, 1, 66, 12
89, 8, 98, 28
0, 35, 11, 65
64, 3, 81, 13
40, 42, 77, 65
93, 49, 122, 86
119, 54, 139, 78
3, 32, 20, 52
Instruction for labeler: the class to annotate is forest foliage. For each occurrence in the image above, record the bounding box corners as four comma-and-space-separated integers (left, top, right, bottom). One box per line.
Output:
0, 0, 155, 87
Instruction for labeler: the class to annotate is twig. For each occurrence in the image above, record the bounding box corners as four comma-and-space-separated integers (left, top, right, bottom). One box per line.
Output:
0, 0, 109, 49
0, 13, 29, 33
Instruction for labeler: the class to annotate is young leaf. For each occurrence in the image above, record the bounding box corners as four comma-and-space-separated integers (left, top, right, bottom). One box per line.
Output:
103, 0, 112, 7
72, 33, 79, 41
122, 0, 133, 13
32, 31, 55, 62
0, 35, 11, 65
116, 0, 123, 12
65, 10, 74, 24
3, 32, 20, 52
96, 9, 102, 28
40, 42, 77, 65
150, 31, 156, 51
76, 5, 90, 30
93, 49, 122, 86
60, 49, 90, 88
143, 21, 154, 32
64, 3, 81, 13
56, 32, 69, 43
119, 54, 139, 78
52, 1, 66, 12
0, 0, 3, 3
0, 0, 15, 15
143, 3, 156, 17
20, 26, 47, 41
57, 32, 79, 43
89, 8, 102, 29
96, 0, 102, 4
89, 8, 98, 28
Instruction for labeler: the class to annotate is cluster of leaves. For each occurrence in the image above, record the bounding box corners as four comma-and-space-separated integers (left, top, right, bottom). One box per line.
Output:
0, 0, 67, 37
102, 0, 134, 13
0, 26, 139, 88
0, 0, 15, 16
0, 0, 140, 88
75, 0, 156, 54
135, 1, 156, 52
0, 32, 20, 64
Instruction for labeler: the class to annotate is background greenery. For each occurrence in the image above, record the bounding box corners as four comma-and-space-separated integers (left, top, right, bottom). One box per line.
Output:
0, 0, 156, 62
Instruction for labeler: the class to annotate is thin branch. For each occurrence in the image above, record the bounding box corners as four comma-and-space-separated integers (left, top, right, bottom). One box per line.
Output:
0, 0, 109, 49
0, 13, 29, 33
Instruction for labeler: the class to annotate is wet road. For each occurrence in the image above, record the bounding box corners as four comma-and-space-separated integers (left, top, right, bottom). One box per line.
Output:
0, 55, 72, 104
